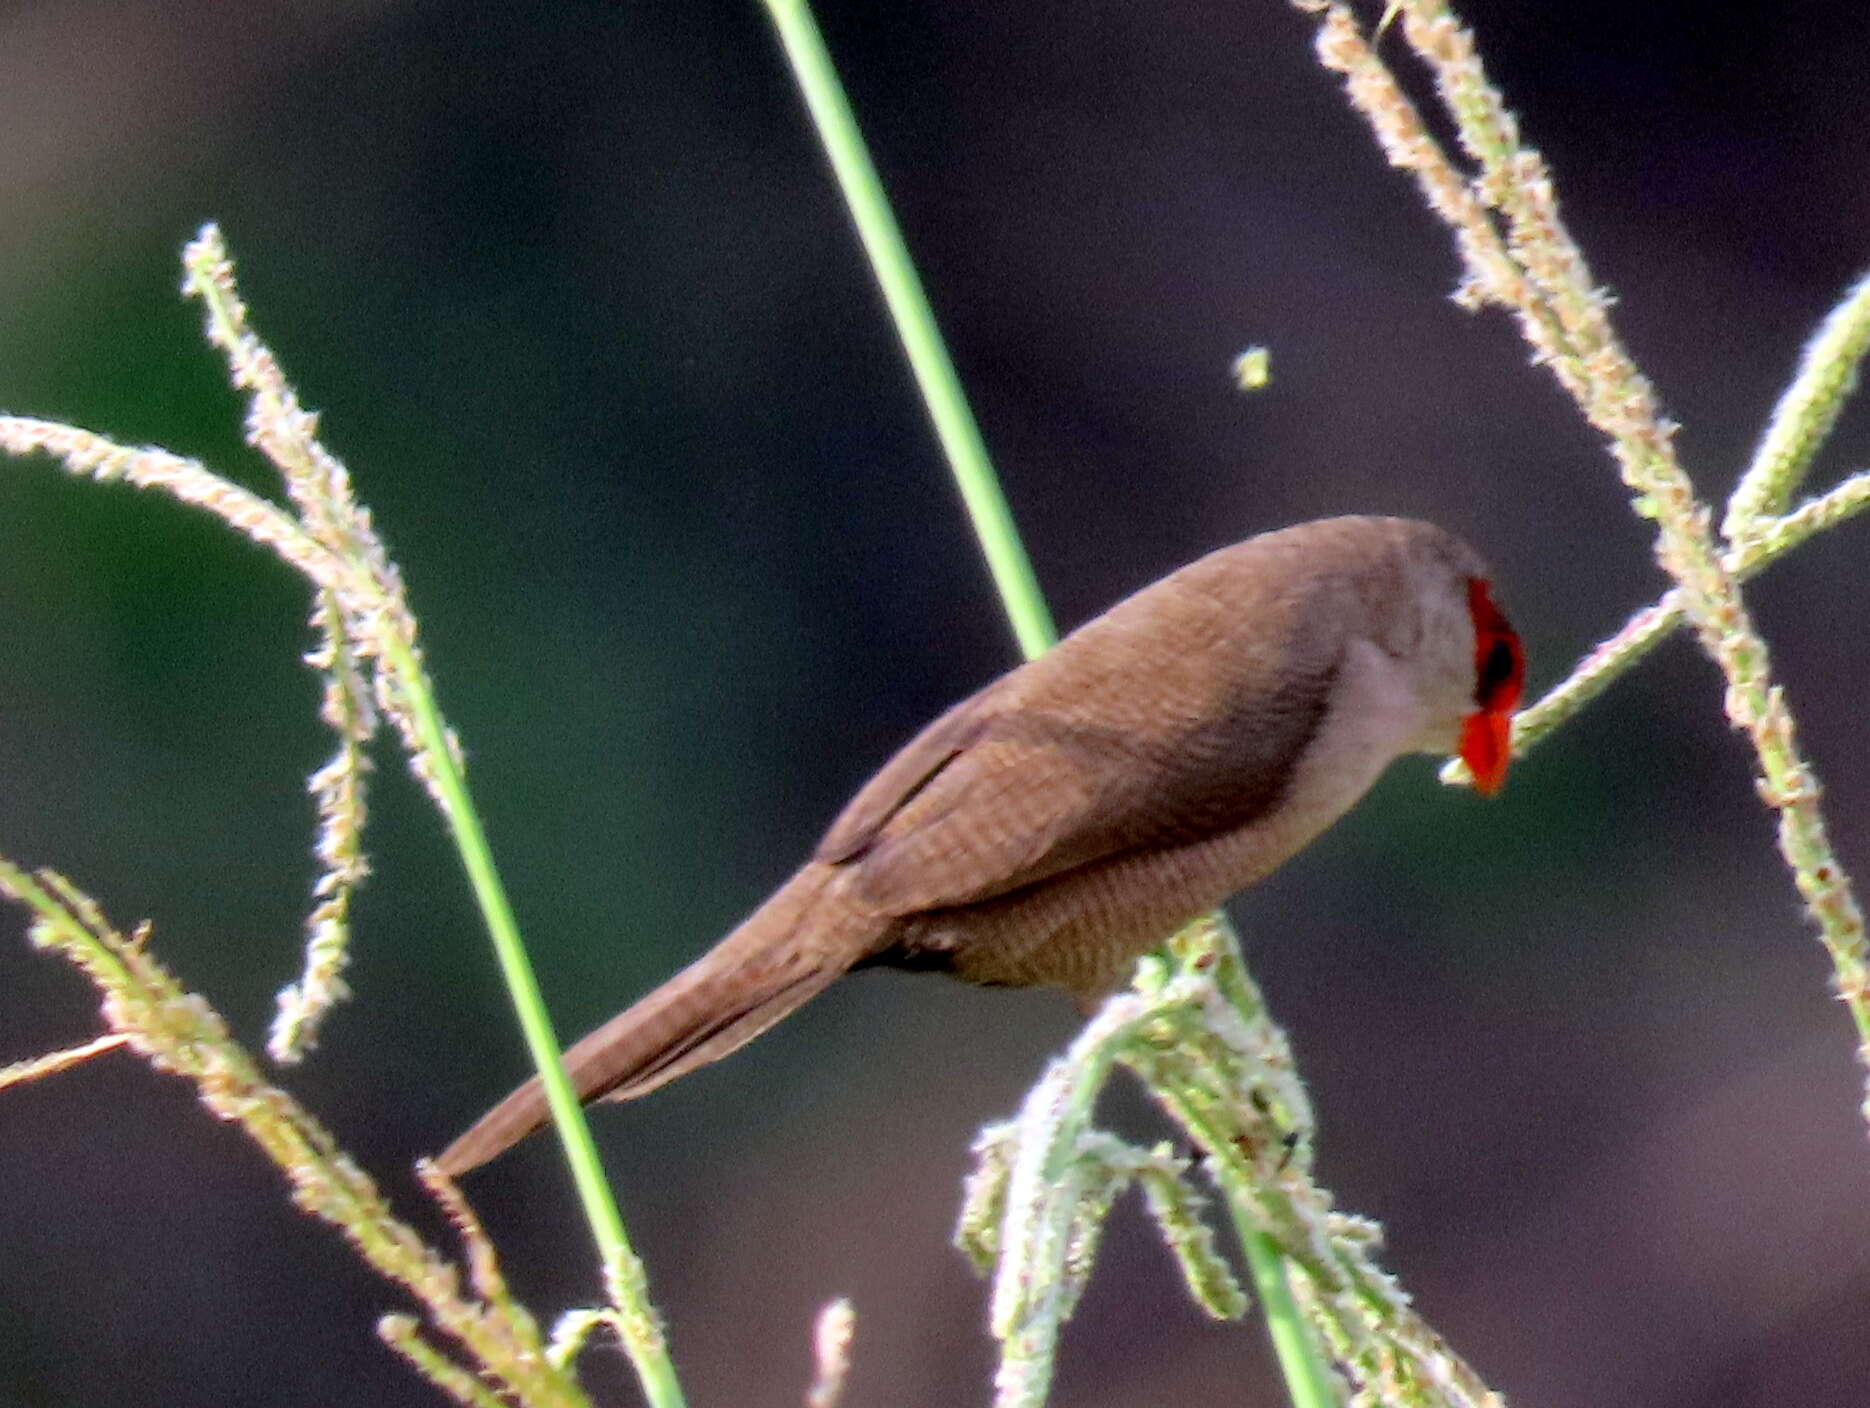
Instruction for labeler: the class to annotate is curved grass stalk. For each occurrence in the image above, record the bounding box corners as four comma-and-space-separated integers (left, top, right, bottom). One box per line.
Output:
1304, 0, 1870, 1123
0, 229, 686, 1408
1726, 270, 1870, 542
0, 861, 593, 1408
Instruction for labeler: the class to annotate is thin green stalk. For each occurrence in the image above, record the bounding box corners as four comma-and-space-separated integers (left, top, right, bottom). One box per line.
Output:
175, 227, 685, 1406
1725, 268, 1870, 542
1237, 1224, 1340, 1408
756, 6, 1346, 1398
757, 0, 1056, 662
0, 1032, 127, 1092
756, 7, 1338, 1400
381, 640, 685, 1408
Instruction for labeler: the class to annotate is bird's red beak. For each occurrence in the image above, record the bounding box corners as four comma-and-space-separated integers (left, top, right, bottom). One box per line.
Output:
1460, 708, 1513, 798
1460, 578, 1524, 798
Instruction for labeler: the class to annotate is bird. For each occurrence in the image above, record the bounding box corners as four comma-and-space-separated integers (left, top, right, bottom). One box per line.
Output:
436, 515, 1523, 1175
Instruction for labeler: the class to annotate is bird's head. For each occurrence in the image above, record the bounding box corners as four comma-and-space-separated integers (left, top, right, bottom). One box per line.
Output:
1370, 521, 1524, 796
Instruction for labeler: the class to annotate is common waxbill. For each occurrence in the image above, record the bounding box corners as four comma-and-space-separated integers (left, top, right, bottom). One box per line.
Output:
437, 515, 1523, 1175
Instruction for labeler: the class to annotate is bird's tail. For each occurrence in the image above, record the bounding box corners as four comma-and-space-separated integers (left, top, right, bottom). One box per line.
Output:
435, 864, 872, 1176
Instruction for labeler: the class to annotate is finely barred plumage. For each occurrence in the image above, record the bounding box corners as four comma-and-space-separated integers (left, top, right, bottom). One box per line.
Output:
437, 516, 1522, 1176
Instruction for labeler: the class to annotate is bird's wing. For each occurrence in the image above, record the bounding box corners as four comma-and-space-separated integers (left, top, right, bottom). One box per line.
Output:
815, 576, 1337, 915
816, 689, 991, 867
817, 707, 1103, 913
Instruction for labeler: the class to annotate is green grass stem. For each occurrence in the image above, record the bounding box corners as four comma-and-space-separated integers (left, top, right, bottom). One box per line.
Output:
382, 641, 685, 1408
755, 2, 1337, 1399
757, 0, 1057, 661
1237, 1225, 1341, 1408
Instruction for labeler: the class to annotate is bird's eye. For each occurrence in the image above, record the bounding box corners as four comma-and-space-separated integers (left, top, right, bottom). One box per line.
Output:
1479, 638, 1517, 697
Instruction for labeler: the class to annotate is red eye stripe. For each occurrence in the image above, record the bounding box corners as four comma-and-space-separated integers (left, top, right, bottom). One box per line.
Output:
1460, 577, 1524, 797
1466, 577, 1525, 714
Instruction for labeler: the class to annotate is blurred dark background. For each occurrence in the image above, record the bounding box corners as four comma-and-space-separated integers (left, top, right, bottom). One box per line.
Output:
4, 1, 1870, 1404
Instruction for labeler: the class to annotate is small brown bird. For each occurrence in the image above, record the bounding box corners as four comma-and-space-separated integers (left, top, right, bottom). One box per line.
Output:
437, 515, 1523, 1175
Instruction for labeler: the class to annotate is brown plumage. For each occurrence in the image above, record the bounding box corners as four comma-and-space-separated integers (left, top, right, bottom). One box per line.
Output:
436, 516, 1523, 1175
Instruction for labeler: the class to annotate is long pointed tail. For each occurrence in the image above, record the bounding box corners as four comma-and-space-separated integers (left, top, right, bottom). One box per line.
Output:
435, 864, 875, 1176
